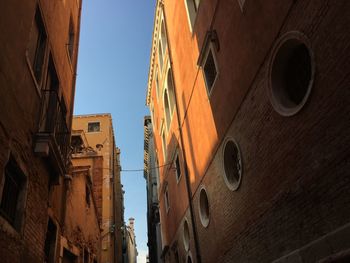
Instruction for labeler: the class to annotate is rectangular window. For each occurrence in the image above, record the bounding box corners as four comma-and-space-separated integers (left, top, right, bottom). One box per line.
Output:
44, 218, 57, 263
0, 156, 26, 229
85, 184, 90, 207
68, 18, 75, 61
203, 45, 218, 95
39, 57, 59, 132
164, 185, 170, 213
88, 122, 100, 132
28, 8, 47, 83
161, 129, 167, 162
175, 154, 181, 182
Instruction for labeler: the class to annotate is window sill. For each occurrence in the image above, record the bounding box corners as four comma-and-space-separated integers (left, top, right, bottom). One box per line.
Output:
0, 214, 22, 238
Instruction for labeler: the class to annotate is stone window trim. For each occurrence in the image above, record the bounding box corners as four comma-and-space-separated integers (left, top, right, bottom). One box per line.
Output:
198, 30, 220, 98
267, 31, 315, 117
186, 251, 193, 263
25, 5, 49, 97
198, 185, 210, 228
0, 153, 28, 235
238, 0, 246, 13
163, 65, 176, 134
183, 218, 190, 251
221, 137, 243, 191
184, 0, 201, 33
158, 14, 167, 75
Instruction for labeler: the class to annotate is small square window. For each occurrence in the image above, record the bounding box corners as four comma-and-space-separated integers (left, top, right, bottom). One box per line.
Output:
203, 47, 218, 94
88, 122, 100, 132
0, 156, 26, 230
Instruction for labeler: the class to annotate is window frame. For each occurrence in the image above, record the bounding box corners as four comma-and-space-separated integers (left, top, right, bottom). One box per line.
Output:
164, 184, 170, 214
87, 122, 101, 133
202, 42, 219, 97
26, 5, 48, 95
184, 0, 201, 32
0, 154, 27, 233
174, 151, 182, 183
221, 137, 243, 191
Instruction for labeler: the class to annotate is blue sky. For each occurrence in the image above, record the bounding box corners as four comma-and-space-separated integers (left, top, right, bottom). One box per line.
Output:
74, 1, 156, 262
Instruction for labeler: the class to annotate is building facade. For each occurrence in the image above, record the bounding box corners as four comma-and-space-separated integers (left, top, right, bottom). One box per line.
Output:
125, 218, 138, 263
144, 116, 163, 263
146, 0, 350, 262
72, 114, 124, 263
0, 0, 82, 262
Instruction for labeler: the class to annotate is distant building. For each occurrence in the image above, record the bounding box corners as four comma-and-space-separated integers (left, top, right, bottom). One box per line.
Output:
72, 114, 124, 263
144, 116, 163, 263
0, 0, 82, 262
146, 0, 350, 262
125, 218, 138, 263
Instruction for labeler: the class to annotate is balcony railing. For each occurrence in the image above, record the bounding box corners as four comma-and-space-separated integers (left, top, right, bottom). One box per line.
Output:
34, 90, 70, 178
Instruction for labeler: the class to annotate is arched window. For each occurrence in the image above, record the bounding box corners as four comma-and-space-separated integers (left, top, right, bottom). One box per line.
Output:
163, 89, 171, 131
161, 20, 167, 57
167, 69, 176, 115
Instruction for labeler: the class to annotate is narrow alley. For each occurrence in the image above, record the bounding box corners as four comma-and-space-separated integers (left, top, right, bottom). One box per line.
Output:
0, 1, 350, 263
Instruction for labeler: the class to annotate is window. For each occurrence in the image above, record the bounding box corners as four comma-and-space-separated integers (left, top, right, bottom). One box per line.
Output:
183, 219, 190, 251
44, 218, 57, 263
155, 71, 160, 99
39, 57, 59, 133
160, 20, 167, 58
163, 89, 171, 131
28, 7, 47, 83
62, 248, 77, 263
0, 156, 26, 230
222, 138, 242, 191
84, 248, 89, 263
158, 41, 163, 71
198, 187, 210, 227
174, 153, 181, 182
85, 184, 90, 207
164, 185, 170, 213
88, 122, 100, 132
268, 31, 314, 116
185, 0, 200, 30
161, 127, 167, 161
203, 44, 218, 95
167, 69, 176, 115
67, 17, 75, 62
238, 0, 246, 12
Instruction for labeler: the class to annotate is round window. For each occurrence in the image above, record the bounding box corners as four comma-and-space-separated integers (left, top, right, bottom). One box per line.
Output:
183, 219, 190, 251
268, 31, 314, 116
222, 138, 242, 191
199, 187, 210, 227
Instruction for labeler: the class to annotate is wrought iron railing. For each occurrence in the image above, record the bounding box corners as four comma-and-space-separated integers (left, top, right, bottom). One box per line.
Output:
37, 89, 70, 166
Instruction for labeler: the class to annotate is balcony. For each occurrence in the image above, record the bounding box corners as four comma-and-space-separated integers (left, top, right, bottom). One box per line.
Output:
34, 90, 70, 182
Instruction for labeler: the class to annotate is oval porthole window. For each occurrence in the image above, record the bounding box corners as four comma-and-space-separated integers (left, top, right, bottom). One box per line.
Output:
268, 31, 315, 116
183, 219, 190, 251
199, 187, 210, 227
222, 138, 242, 191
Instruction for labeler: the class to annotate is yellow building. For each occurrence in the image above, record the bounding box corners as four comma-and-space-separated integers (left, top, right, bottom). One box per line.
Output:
72, 114, 124, 263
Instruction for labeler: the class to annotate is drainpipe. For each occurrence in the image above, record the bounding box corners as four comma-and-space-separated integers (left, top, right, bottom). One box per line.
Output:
161, 3, 202, 263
